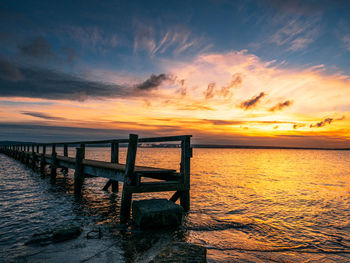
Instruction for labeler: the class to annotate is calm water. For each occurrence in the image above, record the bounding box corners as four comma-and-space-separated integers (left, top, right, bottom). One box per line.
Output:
0, 148, 350, 262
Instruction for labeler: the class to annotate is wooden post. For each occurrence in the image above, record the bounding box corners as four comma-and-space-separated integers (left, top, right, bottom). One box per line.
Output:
64, 144, 68, 157
40, 145, 46, 175
180, 136, 191, 212
74, 147, 85, 195
103, 142, 119, 192
25, 146, 30, 166
31, 144, 37, 170
15, 146, 18, 160
62, 144, 68, 174
80, 144, 85, 158
120, 134, 138, 224
50, 144, 57, 183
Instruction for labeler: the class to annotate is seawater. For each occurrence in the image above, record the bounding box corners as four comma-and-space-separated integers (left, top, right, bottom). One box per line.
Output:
0, 148, 350, 262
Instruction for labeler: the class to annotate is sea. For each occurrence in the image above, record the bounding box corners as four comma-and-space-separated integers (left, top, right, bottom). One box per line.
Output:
0, 148, 349, 262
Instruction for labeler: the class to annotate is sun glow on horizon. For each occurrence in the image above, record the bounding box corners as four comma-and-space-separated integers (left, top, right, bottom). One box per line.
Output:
1, 50, 349, 147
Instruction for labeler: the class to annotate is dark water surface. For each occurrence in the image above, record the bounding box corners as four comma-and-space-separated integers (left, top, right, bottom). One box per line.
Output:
1, 148, 350, 262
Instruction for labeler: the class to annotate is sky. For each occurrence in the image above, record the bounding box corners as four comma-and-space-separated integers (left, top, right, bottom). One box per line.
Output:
0, 0, 350, 147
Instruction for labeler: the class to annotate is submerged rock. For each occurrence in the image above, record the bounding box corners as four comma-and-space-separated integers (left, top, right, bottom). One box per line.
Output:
149, 242, 207, 263
25, 231, 53, 246
132, 199, 184, 228
52, 226, 82, 243
25, 225, 82, 246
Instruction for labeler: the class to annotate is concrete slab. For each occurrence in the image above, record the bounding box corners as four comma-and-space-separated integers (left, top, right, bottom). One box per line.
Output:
132, 199, 184, 228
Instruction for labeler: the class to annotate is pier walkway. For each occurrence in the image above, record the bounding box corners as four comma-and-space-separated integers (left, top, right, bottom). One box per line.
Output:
0, 134, 192, 223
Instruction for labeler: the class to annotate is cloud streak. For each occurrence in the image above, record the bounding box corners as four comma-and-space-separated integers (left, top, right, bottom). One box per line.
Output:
310, 115, 346, 128
240, 92, 265, 110
310, 117, 333, 128
0, 59, 177, 101
269, 16, 321, 51
0, 59, 128, 101
18, 36, 55, 60
269, 100, 293, 111
135, 74, 169, 90
133, 21, 208, 57
21, 111, 66, 120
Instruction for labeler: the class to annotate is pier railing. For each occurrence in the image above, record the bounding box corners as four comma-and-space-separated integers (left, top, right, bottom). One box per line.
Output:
0, 134, 192, 223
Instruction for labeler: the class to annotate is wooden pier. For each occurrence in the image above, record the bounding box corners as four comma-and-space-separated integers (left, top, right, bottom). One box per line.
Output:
0, 134, 192, 224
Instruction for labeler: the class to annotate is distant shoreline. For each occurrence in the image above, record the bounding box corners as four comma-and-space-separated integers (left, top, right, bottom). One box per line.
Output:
1, 141, 349, 151
191, 144, 350, 151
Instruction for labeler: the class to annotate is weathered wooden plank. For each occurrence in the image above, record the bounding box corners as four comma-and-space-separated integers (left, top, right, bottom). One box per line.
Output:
125, 182, 186, 193
120, 134, 138, 224
140, 172, 181, 181
41, 154, 177, 181
102, 180, 113, 191
169, 190, 182, 202
81, 159, 175, 174
138, 135, 191, 143
83, 165, 124, 181
48, 134, 190, 146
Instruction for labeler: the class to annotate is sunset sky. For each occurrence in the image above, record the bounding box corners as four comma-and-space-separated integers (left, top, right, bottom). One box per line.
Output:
0, 0, 350, 147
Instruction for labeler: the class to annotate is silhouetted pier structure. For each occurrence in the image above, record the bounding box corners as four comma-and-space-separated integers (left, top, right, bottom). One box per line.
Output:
0, 134, 192, 223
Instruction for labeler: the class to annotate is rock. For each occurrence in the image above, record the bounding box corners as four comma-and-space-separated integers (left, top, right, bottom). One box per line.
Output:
25, 231, 53, 246
52, 226, 82, 243
149, 242, 207, 263
132, 199, 184, 228
26, 226, 82, 246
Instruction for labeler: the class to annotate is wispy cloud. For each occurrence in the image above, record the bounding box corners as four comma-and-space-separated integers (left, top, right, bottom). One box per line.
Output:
0, 59, 127, 101
21, 111, 66, 120
202, 74, 243, 100
269, 100, 293, 111
176, 103, 214, 111
309, 116, 345, 128
219, 74, 243, 98
240, 92, 265, 110
310, 117, 333, 128
0, 59, 178, 101
342, 35, 350, 51
65, 26, 119, 52
164, 50, 350, 116
292, 123, 306, 129
267, 0, 325, 15
135, 74, 170, 90
269, 16, 321, 51
18, 36, 55, 60
133, 21, 208, 57
17, 36, 78, 64
204, 82, 216, 99
0, 59, 23, 81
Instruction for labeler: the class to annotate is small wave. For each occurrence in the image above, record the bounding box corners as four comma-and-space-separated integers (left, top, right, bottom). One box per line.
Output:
226, 208, 246, 214
206, 244, 350, 254
187, 221, 251, 231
